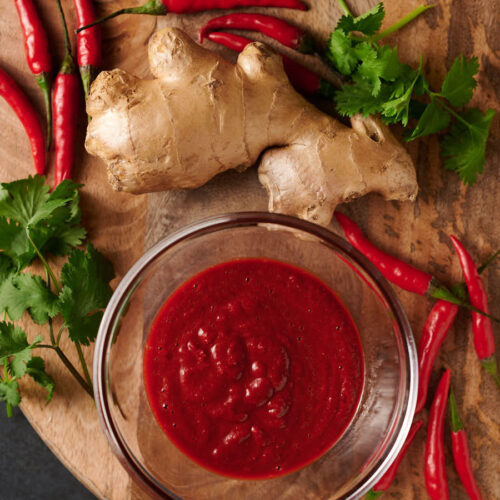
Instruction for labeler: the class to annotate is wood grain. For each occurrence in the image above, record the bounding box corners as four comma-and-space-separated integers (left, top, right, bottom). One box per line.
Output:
0, 0, 499, 498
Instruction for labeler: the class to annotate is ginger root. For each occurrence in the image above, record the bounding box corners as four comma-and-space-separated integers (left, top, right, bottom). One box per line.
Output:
85, 27, 418, 225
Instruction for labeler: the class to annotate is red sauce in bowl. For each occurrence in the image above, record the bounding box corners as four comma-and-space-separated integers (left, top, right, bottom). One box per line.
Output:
144, 259, 364, 479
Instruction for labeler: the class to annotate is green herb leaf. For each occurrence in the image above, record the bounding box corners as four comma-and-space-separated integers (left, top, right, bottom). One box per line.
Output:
0, 322, 30, 359
380, 69, 422, 126
357, 45, 405, 96
0, 254, 14, 282
441, 108, 496, 185
326, 30, 359, 75
0, 380, 20, 407
0, 219, 46, 270
335, 75, 392, 116
0, 273, 59, 325
336, 2, 385, 36
58, 243, 114, 345
0, 176, 85, 270
27, 356, 55, 402
0, 322, 43, 379
405, 100, 451, 140
0, 176, 66, 228
441, 55, 479, 107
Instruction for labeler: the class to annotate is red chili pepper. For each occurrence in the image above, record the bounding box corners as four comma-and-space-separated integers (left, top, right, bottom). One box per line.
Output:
450, 235, 500, 388
207, 32, 333, 97
449, 390, 482, 500
365, 420, 423, 499
14, 0, 52, 147
415, 300, 458, 414
335, 212, 439, 295
53, 0, 81, 186
76, 0, 307, 32
425, 369, 450, 500
73, 0, 102, 100
0, 66, 45, 174
200, 14, 314, 53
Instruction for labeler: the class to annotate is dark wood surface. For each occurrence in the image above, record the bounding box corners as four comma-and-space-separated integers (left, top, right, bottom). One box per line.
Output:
0, 0, 498, 498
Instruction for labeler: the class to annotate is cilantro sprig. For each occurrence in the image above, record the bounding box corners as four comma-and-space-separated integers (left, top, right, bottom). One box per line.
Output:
0, 175, 114, 416
326, 1, 496, 185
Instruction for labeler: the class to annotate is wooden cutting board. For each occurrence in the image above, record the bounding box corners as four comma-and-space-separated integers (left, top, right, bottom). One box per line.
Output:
0, 0, 499, 498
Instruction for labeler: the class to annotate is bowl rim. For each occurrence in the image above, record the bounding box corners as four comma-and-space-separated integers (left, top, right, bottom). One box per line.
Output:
94, 211, 418, 500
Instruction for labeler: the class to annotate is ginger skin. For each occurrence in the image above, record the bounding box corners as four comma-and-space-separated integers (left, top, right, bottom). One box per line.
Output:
85, 28, 418, 225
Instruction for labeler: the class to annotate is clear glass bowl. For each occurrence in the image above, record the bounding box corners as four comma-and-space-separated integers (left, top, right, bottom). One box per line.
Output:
94, 212, 417, 500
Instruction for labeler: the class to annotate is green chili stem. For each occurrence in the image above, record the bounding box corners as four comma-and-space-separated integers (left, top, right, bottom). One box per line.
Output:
371, 4, 435, 42
76, 0, 167, 33
35, 73, 52, 149
449, 388, 463, 432
482, 357, 500, 389
478, 249, 500, 274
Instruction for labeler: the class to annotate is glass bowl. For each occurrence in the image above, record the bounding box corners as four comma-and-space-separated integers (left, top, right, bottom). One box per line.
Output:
94, 212, 417, 500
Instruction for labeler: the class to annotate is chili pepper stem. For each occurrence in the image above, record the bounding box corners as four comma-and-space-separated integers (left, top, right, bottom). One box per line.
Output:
481, 356, 500, 389
35, 73, 52, 150
365, 490, 382, 499
431, 285, 500, 323
79, 65, 94, 101
370, 5, 436, 42
76, 0, 167, 32
449, 389, 463, 432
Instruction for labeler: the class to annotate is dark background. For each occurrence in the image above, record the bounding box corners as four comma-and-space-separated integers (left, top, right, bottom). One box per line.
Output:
0, 407, 96, 500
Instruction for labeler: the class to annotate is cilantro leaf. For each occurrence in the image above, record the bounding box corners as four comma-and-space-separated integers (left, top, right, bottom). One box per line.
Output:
336, 3, 385, 36
335, 75, 392, 117
44, 225, 87, 257
27, 356, 55, 402
0, 254, 14, 282
0, 322, 43, 378
405, 100, 451, 141
380, 69, 423, 126
0, 176, 85, 270
326, 30, 359, 75
0, 322, 30, 358
58, 243, 114, 345
441, 55, 479, 107
0, 380, 20, 407
357, 45, 406, 96
0, 219, 45, 270
0, 176, 67, 228
441, 108, 496, 185
0, 273, 58, 325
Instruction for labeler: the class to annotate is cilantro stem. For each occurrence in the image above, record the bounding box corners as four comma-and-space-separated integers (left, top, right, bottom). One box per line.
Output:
337, 0, 353, 17
371, 4, 435, 42
56, 325, 65, 345
48, 317, 57, 346
75, 342, 93, 391
26, 231, 61, 294
433, 96, 473, 129
55, 345, 94, 399
47, 319, 93, 399
4, 359, 12, 418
